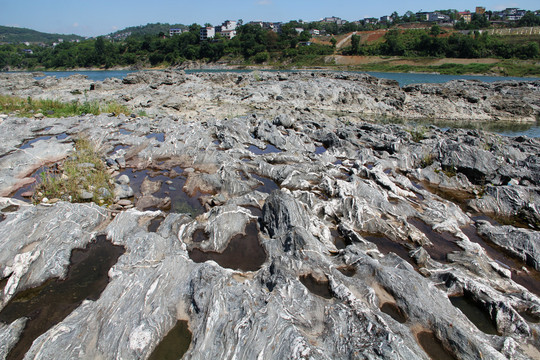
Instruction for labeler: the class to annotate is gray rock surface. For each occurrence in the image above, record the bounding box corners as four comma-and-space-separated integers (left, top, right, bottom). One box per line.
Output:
0, 71, 538, 122
477, 221, 540, 271
0, 72, 539, 359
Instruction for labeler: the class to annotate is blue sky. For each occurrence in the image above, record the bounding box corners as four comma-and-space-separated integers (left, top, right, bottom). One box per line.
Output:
1, 1, 538, 37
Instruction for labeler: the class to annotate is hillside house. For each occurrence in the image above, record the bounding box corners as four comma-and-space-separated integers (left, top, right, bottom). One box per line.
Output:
200, 26, 215, 41
322, 16, 347, 25
416, 12, 451, 23
169, 28, 185, 37
247, 21, 282, 33
457, 11, 472, 23
216, 20, 237, 39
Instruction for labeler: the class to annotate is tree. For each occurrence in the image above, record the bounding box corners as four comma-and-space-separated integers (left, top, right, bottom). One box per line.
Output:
330, 37, 337, 48
518, 12, 540, 27
351, 35, 360, 53
430, 24, 441, 36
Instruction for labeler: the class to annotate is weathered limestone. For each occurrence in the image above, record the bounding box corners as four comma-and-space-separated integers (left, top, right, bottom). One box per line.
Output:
0, 72, 539, 359
0, 71, 539, 122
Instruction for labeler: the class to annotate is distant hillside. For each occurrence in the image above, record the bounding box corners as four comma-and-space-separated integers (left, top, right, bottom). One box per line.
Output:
107, 23, 188, 39
0, 25, 85, 43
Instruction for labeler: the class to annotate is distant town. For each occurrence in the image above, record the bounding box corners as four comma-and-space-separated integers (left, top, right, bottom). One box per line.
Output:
159, 7, 540, 41
1, 4, 539, 75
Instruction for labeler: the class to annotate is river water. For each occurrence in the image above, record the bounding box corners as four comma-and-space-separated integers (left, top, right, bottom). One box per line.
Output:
12, 69, 540, 137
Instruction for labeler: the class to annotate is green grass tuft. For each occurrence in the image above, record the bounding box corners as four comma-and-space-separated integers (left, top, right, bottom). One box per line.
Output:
0, 95, 131, 117
34, 138, 114, 204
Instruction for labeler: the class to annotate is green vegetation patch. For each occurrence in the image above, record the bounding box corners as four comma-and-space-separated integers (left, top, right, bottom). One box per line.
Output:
34, 138, 114, 204
0, 95, 130, 117
349, 61, 540, 77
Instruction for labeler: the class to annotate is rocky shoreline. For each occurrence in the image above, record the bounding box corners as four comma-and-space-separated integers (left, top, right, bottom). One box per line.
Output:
0, 71, 539, 359
1, 70, 539, 123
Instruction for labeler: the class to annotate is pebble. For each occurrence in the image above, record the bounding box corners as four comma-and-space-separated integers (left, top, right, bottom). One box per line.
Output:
117, 199, 132, 206
21, 191, 34, 198
80, 190, 94, 200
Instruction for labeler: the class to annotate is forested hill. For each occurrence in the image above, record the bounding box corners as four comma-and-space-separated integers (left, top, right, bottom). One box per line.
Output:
107, 23, 188, 39
0, 25, 84, 44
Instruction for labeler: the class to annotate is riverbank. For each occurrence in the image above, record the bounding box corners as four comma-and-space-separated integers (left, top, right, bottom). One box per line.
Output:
4, 56, 540, 77
1, 70, 538, 124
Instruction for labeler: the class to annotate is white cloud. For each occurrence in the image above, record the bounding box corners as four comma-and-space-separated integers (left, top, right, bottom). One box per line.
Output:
73, 22, 79, 27
111, 26, 118, 31
257, 0, 272, 5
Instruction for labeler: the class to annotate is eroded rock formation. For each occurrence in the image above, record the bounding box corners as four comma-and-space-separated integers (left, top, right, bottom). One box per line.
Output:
0, 71, 539, 359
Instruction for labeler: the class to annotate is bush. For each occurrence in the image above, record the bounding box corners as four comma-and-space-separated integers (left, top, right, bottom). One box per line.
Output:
252, 51, 270, 64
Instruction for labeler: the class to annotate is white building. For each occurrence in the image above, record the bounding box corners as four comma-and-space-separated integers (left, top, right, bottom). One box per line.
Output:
169, 28, 185, 37
200, 26, 216, 41
216, 20, 237, 39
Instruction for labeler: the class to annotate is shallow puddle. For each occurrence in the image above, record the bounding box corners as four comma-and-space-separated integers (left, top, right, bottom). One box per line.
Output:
120, 168, 204, 216
148, 320, 192, 360
314, 146, 326, 154
1, 204, 19, 213
148, 216, 165, 233
10, 165, 52, 202
56, 133, 69, 140
188, 222, 266, 272
420, 181, 475, 212
518, 310, 540, 323
247, 144, 282, 154
380, 302, 407, 323
363, 234, 415, 266
408, 218, 462, 263
251, 174, 279, 194
241, 206, 263, 217
19, 136, 52, 149
0, 276, 9, 294
118, 128, 133, 135
191, 229, 207, 243
108, 144, 130, 155
146, 133, 165, 142
416, 331, 456, 360
0, 235, 125, 360
449, 296, 498, 335
331, 229, 350, 250
462, 224, 540, 296
299, 274, 332, 299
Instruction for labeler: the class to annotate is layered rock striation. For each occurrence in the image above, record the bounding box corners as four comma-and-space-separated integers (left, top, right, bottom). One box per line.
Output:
0, 71, 539, 359
0, 70, 539, 122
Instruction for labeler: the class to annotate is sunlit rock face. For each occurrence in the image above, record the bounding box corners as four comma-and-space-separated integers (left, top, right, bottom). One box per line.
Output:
0, 71, 539, 359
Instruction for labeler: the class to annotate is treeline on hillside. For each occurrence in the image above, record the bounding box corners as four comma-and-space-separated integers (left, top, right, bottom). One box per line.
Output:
0, 23, 334, 69
0, 25, 84, 44
2, 23, 540, 70
345, 27, 540, 59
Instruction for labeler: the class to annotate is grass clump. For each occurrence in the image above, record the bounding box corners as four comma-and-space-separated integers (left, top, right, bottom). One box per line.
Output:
0, 95, 130, 117
35, 138, 114, 204
408, 126, 428, 143
420, 153, 435, 168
